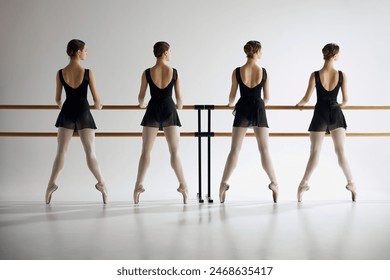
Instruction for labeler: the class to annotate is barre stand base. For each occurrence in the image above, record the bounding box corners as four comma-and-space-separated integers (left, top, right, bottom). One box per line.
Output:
197, 193, 204, 203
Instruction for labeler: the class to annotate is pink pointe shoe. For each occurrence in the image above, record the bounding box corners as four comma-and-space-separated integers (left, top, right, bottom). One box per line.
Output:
345, 183, 357, 202
133, 185, 145, 205
45, 184, 58, 204
177, 184, 188, 204
95, 183, 108, 204
297, 184, 310, 202
268, 183, 279, 203
219, 183, 230, 203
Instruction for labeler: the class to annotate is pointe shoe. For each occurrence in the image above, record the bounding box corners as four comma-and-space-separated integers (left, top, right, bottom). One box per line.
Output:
133, 185, 145, 204
219, 183, 230, 203
346, 183, 357, 202
177, 185, 188, 204
95, 183, 108, 204
45, 184, 58, 204
268, 183, 279, 203
297, 184, 310, 202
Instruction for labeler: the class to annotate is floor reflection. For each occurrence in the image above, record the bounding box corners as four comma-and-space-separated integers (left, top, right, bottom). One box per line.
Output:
0, 200, 389, 260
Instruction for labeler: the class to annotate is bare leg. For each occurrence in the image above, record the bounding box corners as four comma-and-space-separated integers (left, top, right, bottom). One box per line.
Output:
163, 126, 188, 203
46, 127, 74, 204
219, 127, 247, 202
134, 126, 159, 204
330, 128, 356, 201
79, 128, 107, 204
298, 132, 325, 202
253, 127, 278, 202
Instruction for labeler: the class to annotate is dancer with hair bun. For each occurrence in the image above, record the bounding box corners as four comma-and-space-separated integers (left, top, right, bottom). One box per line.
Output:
45, 39, 108, 204
219, 40, 278, 203
133, 41, 188, 204
296, 43, 356, 202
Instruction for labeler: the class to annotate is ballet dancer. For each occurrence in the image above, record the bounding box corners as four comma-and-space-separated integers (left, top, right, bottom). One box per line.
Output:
45, 39, 108, 204
219, 40, 278, 203
133, 41, 188, 204
296, 43, 356, 202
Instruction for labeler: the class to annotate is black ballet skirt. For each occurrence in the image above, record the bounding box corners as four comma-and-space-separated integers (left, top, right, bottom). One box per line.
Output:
308, 71, 347, 134
140, 68, 182, 131
55, 69, 97, 131
233, 67, 269, 127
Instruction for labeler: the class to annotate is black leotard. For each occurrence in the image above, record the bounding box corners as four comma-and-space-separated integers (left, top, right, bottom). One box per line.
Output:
308, 71, 347, 134
55, 69, 97, 131
140, 68, 181, 131
233, 67, 269, 128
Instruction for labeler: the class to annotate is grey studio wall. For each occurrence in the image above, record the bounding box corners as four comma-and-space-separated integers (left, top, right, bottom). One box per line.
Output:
0, 0, 389, 202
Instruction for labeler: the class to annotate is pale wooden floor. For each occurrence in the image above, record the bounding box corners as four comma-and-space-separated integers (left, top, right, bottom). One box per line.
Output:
1, 200, 390, 260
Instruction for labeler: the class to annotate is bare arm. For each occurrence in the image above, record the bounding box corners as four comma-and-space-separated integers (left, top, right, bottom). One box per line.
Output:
296, 72, 315, 107
138, 71, 148, 108
89, 70, 103, 109
55, 71, 63, 108
174, 74, 183, 110
340, 72, 348, 108
263, 73, 270, 105
55, 71, 62, 109
228, 70, 238, 107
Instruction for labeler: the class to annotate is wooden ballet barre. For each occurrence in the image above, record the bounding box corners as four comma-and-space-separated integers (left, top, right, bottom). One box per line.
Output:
213, 132, 390, 137
0, 132, 197, 137
1, 105, 390, 110
0, 105, 196, 110
213, 105, 390, 110
1, 132, 390, 137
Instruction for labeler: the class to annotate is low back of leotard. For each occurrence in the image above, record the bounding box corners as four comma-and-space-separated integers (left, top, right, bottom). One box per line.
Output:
314, 70, 343, 104
308, 70, 347, 133
59, 69, 90, 117
140, 68, 182, 130
236, 67, 267, 98
55, 69, 97, 130
233, 67, 269, 128
145, 68, 177, 100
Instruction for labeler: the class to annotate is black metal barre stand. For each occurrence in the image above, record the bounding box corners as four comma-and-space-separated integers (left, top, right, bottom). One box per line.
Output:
194, 105, 215, 203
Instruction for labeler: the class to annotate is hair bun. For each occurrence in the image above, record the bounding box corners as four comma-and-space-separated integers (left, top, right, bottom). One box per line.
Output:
66, 39, 85, 58
153, 41, 170, 58
322, 43, 339, 60
243, 40, 262, 58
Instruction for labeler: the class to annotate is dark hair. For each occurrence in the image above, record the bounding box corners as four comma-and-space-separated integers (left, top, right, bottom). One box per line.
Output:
153, 41, 170, 57
66, 39, 86, 58
244, 40, 262, 58
322, 43, 339, 60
